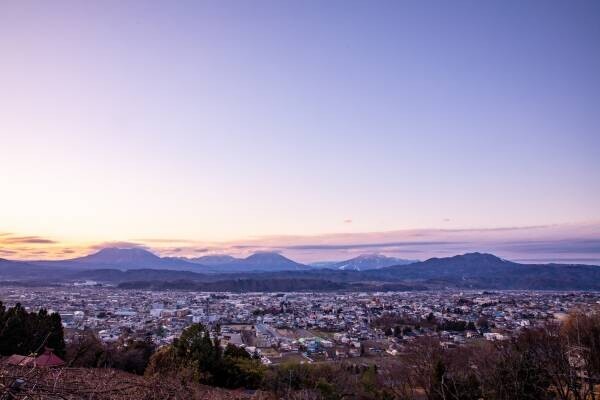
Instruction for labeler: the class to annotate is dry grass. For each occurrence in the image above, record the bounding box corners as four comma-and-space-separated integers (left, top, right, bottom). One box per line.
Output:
0, 365, 255, 400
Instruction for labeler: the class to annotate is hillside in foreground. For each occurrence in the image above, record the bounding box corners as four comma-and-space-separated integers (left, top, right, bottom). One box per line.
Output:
0, 365, 260, 400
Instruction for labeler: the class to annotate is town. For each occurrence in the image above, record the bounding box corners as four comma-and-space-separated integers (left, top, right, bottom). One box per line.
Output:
2, 285, 599, 365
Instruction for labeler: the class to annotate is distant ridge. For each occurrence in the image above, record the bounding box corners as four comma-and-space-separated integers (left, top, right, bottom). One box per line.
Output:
30, 248, 206, 272
187, 255, 239, 266
69, 247, 205, 271
24, 248, 312, 273
73, 247, 162, 265
362, 252, 600, 290
2, 251, 600, 291
0, 257, 54, 280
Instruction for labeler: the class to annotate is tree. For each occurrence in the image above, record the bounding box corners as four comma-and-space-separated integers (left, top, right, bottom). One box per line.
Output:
66, 330, 105, 367
146, 323, 265, 389
0, 302, 65, 357
476, 316, 489, 330
47, 312, 66, 357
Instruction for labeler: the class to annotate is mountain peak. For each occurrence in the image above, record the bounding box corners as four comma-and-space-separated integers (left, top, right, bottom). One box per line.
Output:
95, 247, 156, 256
453, 252, 506, 263
73, 247, 161, 265
207, 252, 311, 272
93, 247, 158, 257
334, 254, 416, 271
245, 252, 297, 263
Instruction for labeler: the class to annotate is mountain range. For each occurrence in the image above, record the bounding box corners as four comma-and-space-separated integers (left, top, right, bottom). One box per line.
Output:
27, 248, 310, 273
356, 252, 600, 290
2, 249, 600, 291
25, 248, 413, 273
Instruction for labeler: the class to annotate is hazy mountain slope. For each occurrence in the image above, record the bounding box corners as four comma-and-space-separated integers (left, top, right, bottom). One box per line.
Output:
363, 252, 600, 289
331, 254, 417, 271
29, 249, 309, 273
67, 253, 600, 290
4, 251, 600, 290
211, 252, 312, 272
0, 258, 71, 280
187, 255, 239, 265
32, 248, 209, 272
72, 247, 163, 265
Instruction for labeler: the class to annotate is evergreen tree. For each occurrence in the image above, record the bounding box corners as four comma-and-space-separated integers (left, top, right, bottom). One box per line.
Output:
0, 302, 65, 357
148, 323, 265, 389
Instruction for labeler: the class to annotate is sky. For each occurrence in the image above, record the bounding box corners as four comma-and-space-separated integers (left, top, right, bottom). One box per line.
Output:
1, 1, 599, 263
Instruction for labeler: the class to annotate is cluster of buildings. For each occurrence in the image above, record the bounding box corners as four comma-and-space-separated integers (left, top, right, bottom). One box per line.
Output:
1, 285, 599, 364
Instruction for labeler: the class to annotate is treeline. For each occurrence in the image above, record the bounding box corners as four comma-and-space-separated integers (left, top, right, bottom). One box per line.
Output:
141, 312, 600, 399
374, 311, 490, 337
0, 302, 65, 357
118, 279, 424, 292
0, 300, 155, 375
120, 278, 347, 292
377, 312, 600, 400
145, 323, 265, 389
267, 311, 600, 400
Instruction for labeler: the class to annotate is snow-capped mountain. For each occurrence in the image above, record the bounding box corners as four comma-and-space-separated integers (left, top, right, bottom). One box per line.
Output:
332, 254, 417, 271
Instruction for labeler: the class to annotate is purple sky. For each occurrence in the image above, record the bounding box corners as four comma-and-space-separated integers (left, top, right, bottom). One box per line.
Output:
0, 1, 599, 263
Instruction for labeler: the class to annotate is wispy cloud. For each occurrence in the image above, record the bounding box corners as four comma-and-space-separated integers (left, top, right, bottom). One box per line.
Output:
512, 257, 600, 263
281, 241, 465, 250
195, 223, 600, 263
0, 249, 17, 254
88, 241, 147, 251
1, 235, 56, 244
0, 233, 66, 260
130, 238, 198, 244
497, 239, 600, 254
2, 222, 599, 264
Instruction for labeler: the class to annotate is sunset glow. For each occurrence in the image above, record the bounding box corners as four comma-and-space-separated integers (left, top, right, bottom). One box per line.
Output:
1, 1, 599, 263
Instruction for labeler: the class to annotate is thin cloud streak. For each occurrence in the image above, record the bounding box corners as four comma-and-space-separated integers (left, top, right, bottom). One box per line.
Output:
88, 241, 148, 251
513, 257, 600, 263
281, 241, 466, 250
1, 222, 600, 264
0, 235, 56, 244
497, 239, 600, 254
